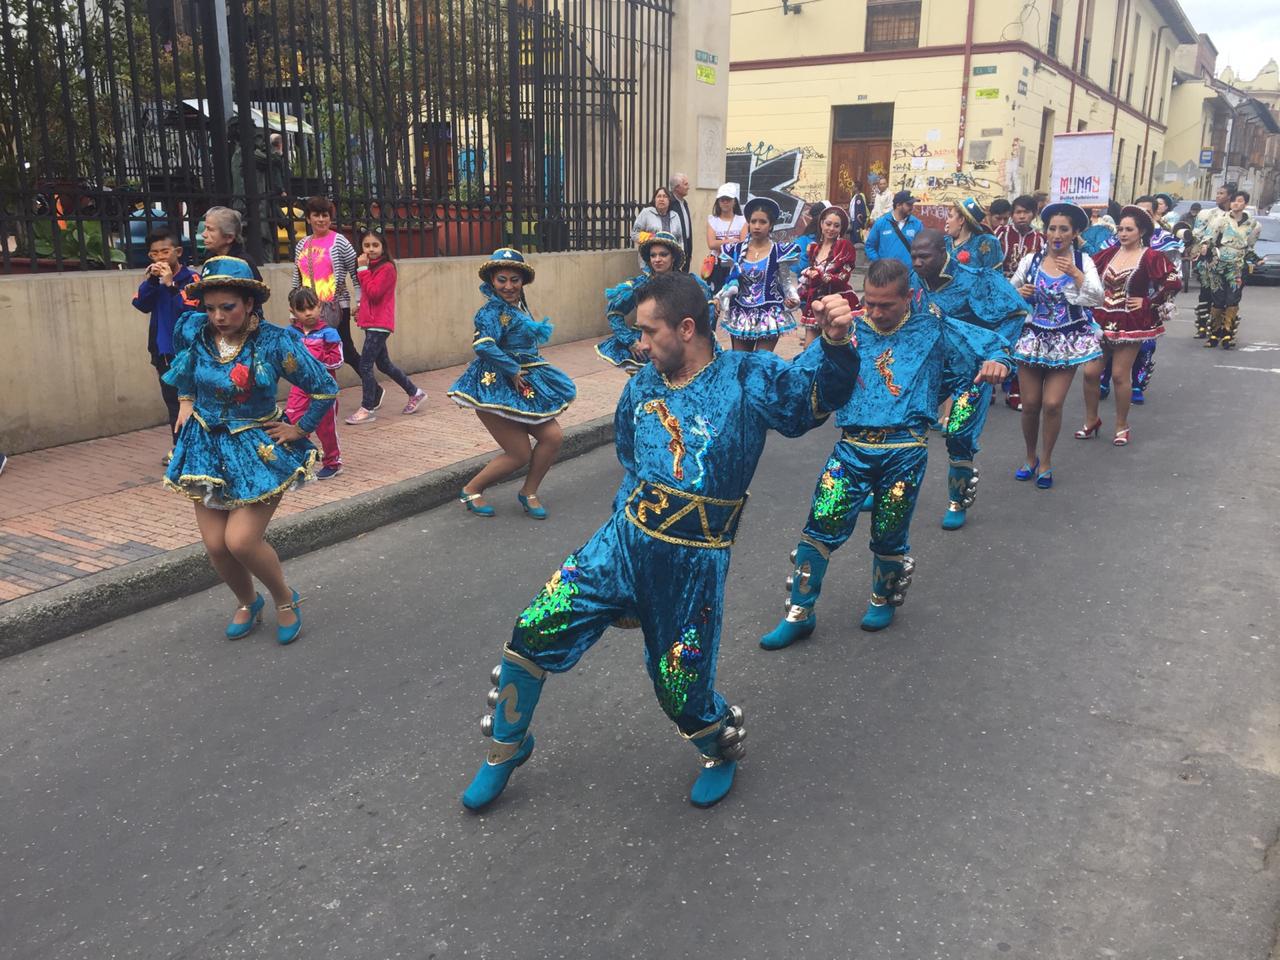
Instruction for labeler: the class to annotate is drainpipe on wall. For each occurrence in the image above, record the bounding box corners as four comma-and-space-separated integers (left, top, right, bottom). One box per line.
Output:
1111, 0, 1132, 187
1065, 0, 1088, 128
1111, 0, 1132, 131
956, 0, 977, 167
1139, 25, 1171, 194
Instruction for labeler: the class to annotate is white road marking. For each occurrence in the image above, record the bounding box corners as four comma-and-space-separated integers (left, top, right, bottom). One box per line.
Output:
1215, 364, 1280, 374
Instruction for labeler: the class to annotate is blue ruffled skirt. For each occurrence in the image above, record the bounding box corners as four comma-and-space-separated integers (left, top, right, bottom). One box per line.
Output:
448, 354, 577, 424
595, 336, 646, 372
723, 303, 797, 340
164, 415, 318, 509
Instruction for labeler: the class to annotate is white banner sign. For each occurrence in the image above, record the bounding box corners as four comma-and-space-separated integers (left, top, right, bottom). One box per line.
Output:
1050, 131, 1114, 206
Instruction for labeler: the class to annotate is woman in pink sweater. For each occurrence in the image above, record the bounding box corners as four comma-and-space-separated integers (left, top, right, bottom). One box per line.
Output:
345, 228, 427, 424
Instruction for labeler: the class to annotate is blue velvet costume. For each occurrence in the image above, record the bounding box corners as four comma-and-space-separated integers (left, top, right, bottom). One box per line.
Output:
463, 338, 859, 810
718, 240, 801, 340
595, 270, 714, 371
161, 312, 339, 508
947, 232, 1004, 271
911, 258, 1027, 529
762, 297, 1008, 647
448, 285, 577, 424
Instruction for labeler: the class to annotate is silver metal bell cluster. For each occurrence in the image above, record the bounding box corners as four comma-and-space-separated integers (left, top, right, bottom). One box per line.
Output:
959, 468, 979, 509
782, 546, 814, 619
708, 704, 747, 766
479, 662, 502, 737
885, 556, 915, 607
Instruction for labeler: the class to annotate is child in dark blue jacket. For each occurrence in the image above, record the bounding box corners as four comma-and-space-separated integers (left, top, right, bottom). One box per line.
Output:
132, 228, 199, 449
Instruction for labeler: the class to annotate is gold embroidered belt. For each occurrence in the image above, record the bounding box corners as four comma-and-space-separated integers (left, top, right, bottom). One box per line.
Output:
623, 481, 747, 549
841, 427, 927, 448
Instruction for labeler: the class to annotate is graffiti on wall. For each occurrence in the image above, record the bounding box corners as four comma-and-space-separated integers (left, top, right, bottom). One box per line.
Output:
888, 139, 1007, 226
725, 143, 827, 232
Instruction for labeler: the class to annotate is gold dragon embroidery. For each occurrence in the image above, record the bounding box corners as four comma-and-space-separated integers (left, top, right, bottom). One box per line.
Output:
642, 399, 687, 480
875, 348, 903, 397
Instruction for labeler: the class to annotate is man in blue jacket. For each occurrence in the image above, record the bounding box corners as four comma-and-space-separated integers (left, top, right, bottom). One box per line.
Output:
864, 190, 924, 267
132, 228, 199, 451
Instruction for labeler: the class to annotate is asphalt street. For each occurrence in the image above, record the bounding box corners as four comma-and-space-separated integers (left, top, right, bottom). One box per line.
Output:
3, 287, 1280, 960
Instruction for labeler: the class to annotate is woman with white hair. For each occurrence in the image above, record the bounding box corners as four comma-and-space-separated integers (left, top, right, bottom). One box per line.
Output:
201, 206, 263, 280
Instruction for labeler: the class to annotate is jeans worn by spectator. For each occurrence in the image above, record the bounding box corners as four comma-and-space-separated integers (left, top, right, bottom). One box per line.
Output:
359, 330, 421, 410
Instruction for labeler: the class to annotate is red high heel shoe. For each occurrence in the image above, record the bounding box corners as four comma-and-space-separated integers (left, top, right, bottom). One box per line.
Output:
1074, 418, 1102, 439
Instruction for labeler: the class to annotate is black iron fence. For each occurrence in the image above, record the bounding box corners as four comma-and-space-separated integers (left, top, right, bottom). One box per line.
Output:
0, 0, 673, 273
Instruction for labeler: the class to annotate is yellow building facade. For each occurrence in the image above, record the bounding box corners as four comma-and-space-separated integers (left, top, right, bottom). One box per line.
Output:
726, 0, 1196, 227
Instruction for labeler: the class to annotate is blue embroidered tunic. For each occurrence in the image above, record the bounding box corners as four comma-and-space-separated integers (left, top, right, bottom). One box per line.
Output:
836, 299, 1009, 431
911, 258, 1028, 368
448, 284, 578, 424
161, 311, 339, 508
946, 232, 1004, 271
596, 269, 714, 371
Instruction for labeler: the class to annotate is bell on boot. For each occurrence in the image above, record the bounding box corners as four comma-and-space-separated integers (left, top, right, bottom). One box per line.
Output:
942, 464, 977, 531
760, 542, 829, 651
462, 648, 546, 812
688, 707, 745, 808
861, 555, 914, 632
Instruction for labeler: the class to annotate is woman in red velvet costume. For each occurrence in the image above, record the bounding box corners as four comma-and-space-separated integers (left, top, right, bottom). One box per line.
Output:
1078, 205, 1180, 446
797, 206, 859, 349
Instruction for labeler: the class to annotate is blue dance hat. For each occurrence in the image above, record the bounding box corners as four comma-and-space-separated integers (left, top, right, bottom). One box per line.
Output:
479, 247, 535, 284
743, 196, 782, 224
1039, 201, 1089, 234
638, 230, 685, 270
184, 255, 271, 303
955, 197, 992, 234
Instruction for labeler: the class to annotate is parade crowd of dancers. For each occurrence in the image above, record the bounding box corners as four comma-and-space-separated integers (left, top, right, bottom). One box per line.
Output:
154, 180, 1261, 812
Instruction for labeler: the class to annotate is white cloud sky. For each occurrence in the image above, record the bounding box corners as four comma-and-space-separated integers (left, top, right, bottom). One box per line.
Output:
1176, 0, 1279, 80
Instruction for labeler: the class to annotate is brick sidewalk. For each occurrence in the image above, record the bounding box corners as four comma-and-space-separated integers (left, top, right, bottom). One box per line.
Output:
0, 337, 631, 605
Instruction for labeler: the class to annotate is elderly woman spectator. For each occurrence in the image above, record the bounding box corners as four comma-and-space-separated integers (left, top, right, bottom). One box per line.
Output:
291, 196, 361, 376
201, 206, 262, 280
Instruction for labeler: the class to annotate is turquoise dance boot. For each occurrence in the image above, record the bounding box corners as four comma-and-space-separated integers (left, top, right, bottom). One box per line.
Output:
462, 648, 546, 811
860, 554, 915, 632
941, 462, 979, 531
760, 542, 830, 650
688, 705, 746, 808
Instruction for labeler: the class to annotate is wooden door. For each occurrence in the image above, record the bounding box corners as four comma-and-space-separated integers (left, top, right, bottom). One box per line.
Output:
829, 140, 892, 212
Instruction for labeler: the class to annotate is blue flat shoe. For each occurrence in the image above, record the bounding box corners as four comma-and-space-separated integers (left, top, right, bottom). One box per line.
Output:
462, 733, 536, 811
517, 492, 547, 519
459, 491, 495, 516
760, 609, 816, 650
1131, 387, 1145, 405
225, 593, 264, 640
1035, 469, 1054, 490
276, 589, 304, 645
690, 759, 737, 808
859, 492, 874, 512
1014, 458, 1039, 481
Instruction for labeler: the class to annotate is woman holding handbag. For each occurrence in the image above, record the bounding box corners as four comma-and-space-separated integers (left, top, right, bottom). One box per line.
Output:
291, 195, 361, 377
704, 182, 747, 292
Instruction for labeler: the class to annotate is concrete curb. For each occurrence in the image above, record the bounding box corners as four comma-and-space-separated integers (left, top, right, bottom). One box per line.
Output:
0, 415, 616, 659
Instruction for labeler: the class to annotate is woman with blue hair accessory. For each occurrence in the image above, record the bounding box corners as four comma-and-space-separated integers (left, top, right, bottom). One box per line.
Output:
448, 249, 577, 519
944, 197, 1003, 271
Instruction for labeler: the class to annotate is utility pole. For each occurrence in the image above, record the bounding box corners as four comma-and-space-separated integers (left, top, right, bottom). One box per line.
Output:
199, 0, 235, 199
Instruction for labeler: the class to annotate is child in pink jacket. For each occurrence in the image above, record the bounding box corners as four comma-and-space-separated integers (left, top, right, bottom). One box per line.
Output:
345, 228, 426, 424
285, 287, 345, 478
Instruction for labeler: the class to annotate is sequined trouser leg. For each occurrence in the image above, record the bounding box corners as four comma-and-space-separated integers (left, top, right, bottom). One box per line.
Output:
509, 512, 729, 735
1132, 340, 1156, 390
800, 437, 928, 558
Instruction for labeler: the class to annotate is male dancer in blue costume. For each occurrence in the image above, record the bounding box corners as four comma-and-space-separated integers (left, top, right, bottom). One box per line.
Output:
760, 259, 1011, 650
909, 229, 1027, 530
462, 273, 859, 811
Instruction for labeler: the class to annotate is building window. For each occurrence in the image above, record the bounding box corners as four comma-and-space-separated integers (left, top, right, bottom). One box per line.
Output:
1081, 38, 1091, 76
1048, 0, 1063, 58
833, 103, 895, 140
865, 0, 921, 52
